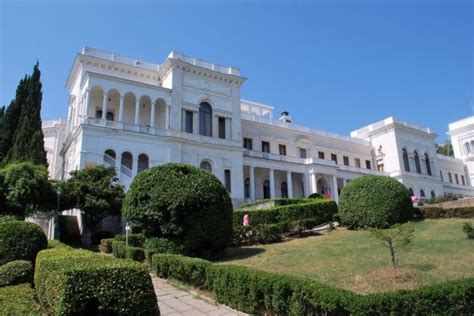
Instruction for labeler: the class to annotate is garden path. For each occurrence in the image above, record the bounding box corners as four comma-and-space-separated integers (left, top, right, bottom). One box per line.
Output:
152, 277, 248, 316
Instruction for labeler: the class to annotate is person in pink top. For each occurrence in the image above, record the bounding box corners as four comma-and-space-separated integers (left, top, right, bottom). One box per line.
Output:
243, 213, 252, 237
243, 213, 250, 226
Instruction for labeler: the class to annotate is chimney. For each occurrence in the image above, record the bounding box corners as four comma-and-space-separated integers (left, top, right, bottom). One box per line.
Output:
279, 111, 292, 123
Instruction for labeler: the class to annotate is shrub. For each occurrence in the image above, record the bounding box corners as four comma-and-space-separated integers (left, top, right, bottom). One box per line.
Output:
47, 240, 67, 249
99, 238, 114, 253
114, 233, 145, 247
0, 260, 33, 287
144, 237, 185, 262
416, 206, 474, 219
35, 247, 159, 315
122, 163, 233, 259
112, 240, 126, 258
125, 246, 145, 262
239, 198, 309, 209
152, 253, 474, 315
233, 199, 337, 228
308, 192, 324, 199
338, 175, 414, 228
0, 215, 18, 223
0, 283, 42, 315
463, 222, 474, 239
0, 221, 47, 265
254, 224, 282, 243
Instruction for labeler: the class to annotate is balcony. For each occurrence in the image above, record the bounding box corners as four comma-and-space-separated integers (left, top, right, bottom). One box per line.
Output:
243, 150, 307, 164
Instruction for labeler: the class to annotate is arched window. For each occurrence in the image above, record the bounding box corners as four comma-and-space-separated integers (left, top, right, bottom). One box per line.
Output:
281, 181, 288, 198
408, 188, 414, 196
431, 191, 436, 198
424, 153, 432, 176
244, 178, 250, 198
120, 152, 133, 177
402, 149, 410, 172
95, 110, 114, 121
263, 180, 270, 199
414, 151, 421, 174
199, 102, 212, 137
103, 149, 116, 167
200, 161, 212, 172
420, 189, 425, 198
138, 154, 149, 173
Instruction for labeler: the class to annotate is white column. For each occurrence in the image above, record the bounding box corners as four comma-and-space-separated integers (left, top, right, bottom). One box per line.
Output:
193, 111, 199, 134
287, 171, 293, 198
83, 89, 90, 118
332, 175, 339, 202
118, 96, 124, 122
115, 152, 121, 181
165, 106, 170, 129
132, 156, 139, 178
311, 173, 318, 194
249, 166, 255, 201
303, 173, 310, 197
225, 118, 232, 140
212, 115, 218, 137
101, 93, 108, 120
269, 169, 275, 198
150, 101, 156, 128
134, 99, 140, 125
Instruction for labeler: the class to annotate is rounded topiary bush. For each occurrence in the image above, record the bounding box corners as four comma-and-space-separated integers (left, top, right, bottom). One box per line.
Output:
0, 260, 33, 287
122, 163, 233, 259
308, 193, 324, 199
338, 175, 414, 228
0, 221, 48, 265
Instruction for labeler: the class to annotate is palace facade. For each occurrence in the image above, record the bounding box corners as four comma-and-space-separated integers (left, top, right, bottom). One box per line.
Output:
43, 47, 474, 207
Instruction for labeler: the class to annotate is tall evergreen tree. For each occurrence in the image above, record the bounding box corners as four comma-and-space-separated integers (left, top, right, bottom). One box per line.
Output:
4, 63, 47, 165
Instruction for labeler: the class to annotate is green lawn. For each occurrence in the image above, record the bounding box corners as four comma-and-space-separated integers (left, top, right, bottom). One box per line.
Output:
218, 218, 474, 294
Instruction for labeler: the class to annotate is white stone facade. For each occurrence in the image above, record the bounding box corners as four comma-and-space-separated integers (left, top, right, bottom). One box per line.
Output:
44, 47, 474, 206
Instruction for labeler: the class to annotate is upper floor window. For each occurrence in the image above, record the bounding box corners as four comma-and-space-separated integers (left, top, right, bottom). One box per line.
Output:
355, 158, 361, 168
366, 160, 371, 170
343, 156, 349, 166
299, 148, 307, 159
224, 169, 231, 192
279, 144, 287, 156
199, 102, 212, 137
262, 141, 270, 153
440, 171, 444, 181
424, 153, 432, 176
331, 154, 337, 164
218, 117, 226, 139
243, 138, 253, 150
185, 110, 193, 133
414, 151, 421, 174
402, 148, 410, 172
465, 142, 471, 154
462, 175, 466, 185
200, 161, 212, 172
448, 172, 452, 183
455, 174, 459, 184
318, 151, 325, 159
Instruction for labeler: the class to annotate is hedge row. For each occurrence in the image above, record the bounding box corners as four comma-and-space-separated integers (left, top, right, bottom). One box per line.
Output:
0, 260, 33, 287
239, 198, 309, 209
233, 199, 337, 228
111, 240, 145, 262
416, 207, 474, 219
35, 246, 158, 315
0, 283, 42, 315
152, 254, 474, 315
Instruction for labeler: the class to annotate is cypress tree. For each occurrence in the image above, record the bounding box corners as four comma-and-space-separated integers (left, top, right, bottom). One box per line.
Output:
6, 62, 47, 165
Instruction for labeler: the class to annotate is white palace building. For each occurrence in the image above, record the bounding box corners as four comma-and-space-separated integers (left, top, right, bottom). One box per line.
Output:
43, 47, 474, 207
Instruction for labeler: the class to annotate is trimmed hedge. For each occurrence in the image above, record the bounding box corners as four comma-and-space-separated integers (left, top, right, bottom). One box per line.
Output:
111, 240, 145, 262
233, 199, 337, 228
152, 253, 474, 315
48, 240, 67, 249
239, 198, 309, 209
100, 238, 114, 253
144, 237, 185, 262
416, 206, 474, 219
35, 246, 159, 315
0, 220, 48, 265
114, 233, 145, 247
112, 240, 126, 258
0, 260, 33, 287
0, 283, 42, 315
339, 175, 414, 228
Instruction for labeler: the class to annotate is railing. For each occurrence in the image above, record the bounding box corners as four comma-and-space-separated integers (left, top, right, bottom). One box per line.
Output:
103, 154, 116, 167
241, 113, 370, 145
351, 116, 432, 138
243, 150, 307, 164
82, 47, 160, 72
120, 164, 132, 177
168, 51, 240, 76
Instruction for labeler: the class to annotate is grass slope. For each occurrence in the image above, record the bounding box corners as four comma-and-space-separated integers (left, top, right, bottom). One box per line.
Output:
219, 218, 474, 294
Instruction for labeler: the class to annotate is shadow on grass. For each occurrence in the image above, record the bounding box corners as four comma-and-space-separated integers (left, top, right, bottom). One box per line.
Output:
218, 247, 266, 262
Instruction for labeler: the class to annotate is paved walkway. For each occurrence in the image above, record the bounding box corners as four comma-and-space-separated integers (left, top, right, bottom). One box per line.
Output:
152, 277, 247, 316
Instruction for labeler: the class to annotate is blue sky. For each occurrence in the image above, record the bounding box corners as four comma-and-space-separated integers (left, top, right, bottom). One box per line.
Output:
1, 0, 472, 142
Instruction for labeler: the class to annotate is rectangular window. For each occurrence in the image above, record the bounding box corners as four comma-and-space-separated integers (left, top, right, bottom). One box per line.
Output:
343, 156, 349, 166
366, 160, 371, 169
218, 117, 226, 139
448, 172, 452, 183
299, 148, 307, 159
331, 154, 337, 164
262, 141, 270, 153
462, 175, 466, 185
279, 144, 287, 156
318, 151, 325, 159
185, 111, 193, 133
243, 138, 253, 150
355, 158, 361, 168
225, 169, 231, 192
440, 171, 443, 181
455, 174, 459, 184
